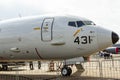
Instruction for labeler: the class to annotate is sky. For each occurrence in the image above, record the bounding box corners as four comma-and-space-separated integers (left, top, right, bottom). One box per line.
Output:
0, 0, 120, 41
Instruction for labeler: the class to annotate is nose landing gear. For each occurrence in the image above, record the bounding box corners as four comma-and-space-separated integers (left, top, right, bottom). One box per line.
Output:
61, 65, 72, 76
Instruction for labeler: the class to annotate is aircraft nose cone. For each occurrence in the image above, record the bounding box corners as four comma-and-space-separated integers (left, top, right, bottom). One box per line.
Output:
112, 32, 119, 44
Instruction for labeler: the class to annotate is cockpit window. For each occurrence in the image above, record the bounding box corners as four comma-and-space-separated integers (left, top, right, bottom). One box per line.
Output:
68, 21, 76, 27
76, 21, 85, 27
68, 21, 95, 28
83, 21, 95, 25
68, 21, 85, 27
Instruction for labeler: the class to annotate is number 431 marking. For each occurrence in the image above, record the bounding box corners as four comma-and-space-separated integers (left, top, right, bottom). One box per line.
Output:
74, 36, 91, 44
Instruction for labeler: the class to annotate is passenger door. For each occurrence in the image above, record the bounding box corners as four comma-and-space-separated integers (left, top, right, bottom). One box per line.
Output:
41, 18, 54, 41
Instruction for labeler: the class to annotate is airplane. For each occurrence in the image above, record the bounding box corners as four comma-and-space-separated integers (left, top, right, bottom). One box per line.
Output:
103, 43, 120, 54
0, 14, 119, 76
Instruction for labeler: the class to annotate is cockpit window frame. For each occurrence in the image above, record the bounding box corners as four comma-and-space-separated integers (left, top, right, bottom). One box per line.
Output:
68, 20, 95, 28
83, 21, 96, 25
68, 21, 77, 27
68, 21, 85, 28
76, 21, 85, 27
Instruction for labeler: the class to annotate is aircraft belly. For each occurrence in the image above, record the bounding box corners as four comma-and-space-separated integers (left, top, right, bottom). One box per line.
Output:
38, 43, 97, 59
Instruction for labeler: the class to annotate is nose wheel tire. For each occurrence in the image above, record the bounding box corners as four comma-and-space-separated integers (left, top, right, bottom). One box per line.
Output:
61, 66, 72, 76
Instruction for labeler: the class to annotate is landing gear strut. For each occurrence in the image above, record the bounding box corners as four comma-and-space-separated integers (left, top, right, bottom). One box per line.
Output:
38, 61, 41, 69
61, 65, 72, 76
29, 61, 34, 70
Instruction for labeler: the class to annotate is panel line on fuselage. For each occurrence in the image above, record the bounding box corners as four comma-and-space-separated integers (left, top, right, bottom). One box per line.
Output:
35, 48, 43, 59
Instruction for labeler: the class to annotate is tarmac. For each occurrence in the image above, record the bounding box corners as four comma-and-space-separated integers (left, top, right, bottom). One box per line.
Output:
0, 72, 117, 80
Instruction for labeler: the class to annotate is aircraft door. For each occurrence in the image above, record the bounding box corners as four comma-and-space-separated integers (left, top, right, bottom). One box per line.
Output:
41, 18, 54, 41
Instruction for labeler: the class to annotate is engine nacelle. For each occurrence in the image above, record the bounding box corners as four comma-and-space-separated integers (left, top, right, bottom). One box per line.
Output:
104, 47, 119, 54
